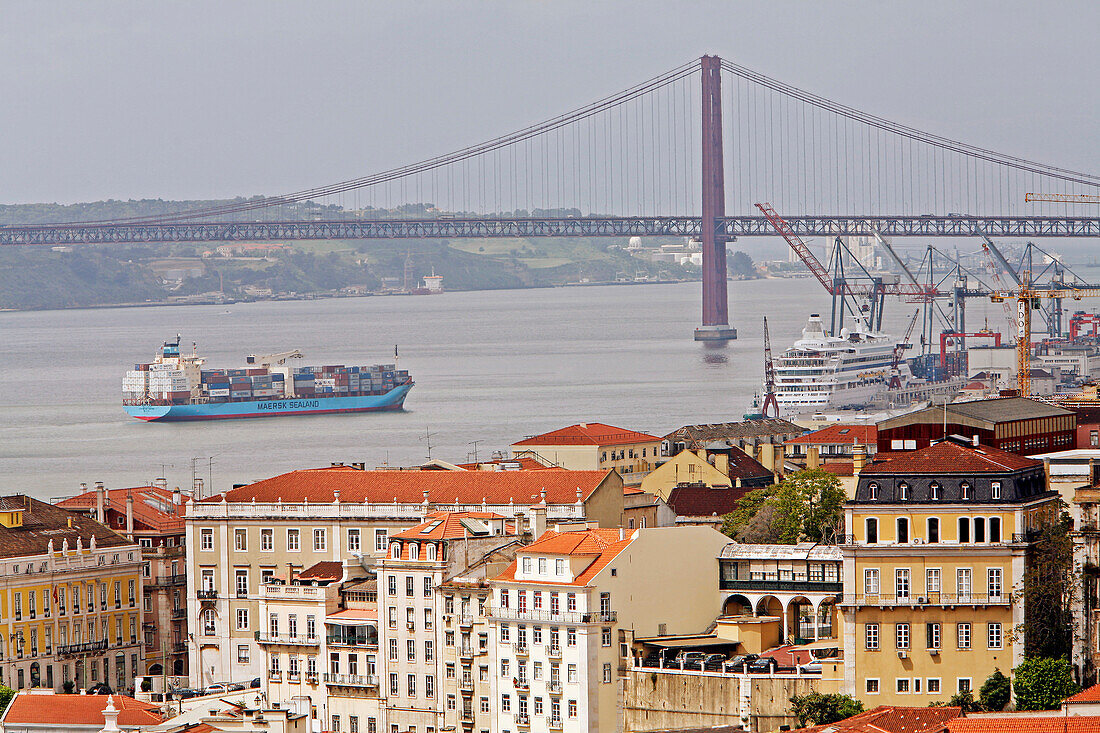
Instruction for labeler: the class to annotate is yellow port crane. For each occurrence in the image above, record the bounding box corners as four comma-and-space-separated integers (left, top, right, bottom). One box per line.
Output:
991, 277, 1100, 397
1025, 193, 1100, 204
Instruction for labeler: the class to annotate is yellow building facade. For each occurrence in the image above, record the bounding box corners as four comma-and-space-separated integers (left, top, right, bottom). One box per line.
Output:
840, 440, 1059, 706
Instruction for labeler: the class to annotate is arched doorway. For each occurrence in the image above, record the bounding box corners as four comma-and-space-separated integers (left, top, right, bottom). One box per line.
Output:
787, 596, 814, 644
149, 663, 164, 676
722, 594, 753, 617
173, 659, 185, 676
29, 662, 40, 687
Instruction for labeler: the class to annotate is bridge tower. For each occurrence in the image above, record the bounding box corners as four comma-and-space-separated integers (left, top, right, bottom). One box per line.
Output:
694, 55, 737, 342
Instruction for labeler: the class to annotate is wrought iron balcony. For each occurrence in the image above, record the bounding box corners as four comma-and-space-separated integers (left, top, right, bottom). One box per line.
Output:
719, 578, 843, 594
323, 673, 378, 687
841, 592, 1008, 607
197, 590, 218, 600
57, 640, 108, 656
172, 608, 186, 619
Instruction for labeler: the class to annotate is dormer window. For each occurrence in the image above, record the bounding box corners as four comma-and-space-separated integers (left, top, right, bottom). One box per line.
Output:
930, 482, 941, 501
991, 481, 1001, 500
961, 482, 972, 500
522, 557, 532, 573
898, 482, 909, 501
868, 483, 879, 501
409, 543, 419, 561
389, 543, 400, 559
426, 544, 437, 561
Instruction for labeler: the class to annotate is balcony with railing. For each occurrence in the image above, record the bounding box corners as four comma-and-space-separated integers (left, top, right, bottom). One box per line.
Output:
841, 592, 1009, 607
549, 716, 563, 730
172, 608, 186, 619
514, 677, 529, 691
490, 607, 616, 624
547, 645, 562, 658
254, 631, 318, 647
196, 590, 218, 600
154, 574, 187, 588
187, 500, 585, 522
515, 713, 530, 727
259, 584, 325, 601
547, 681, 563, 695
513, 643, 529, 656
57, 640, 108, 656
458, 614, 474, 628
719, 577, 843, 594
459, 646, 474, 660
172, 642, 188, 653
323, 673, 378, 687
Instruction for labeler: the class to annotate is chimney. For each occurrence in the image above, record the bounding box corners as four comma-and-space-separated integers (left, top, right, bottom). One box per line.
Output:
619, 527, 625, 540
807, 446, 820, 470
125, 490, 134, 541
531, 506, 547, 538
95, 482, 106, 523
715, 453, 730, 476
852, 444, 868, 475
972, 434, 980, 446
758, 443, 776, 474
172, 486, 181, 514
1044, 458, 1052, 494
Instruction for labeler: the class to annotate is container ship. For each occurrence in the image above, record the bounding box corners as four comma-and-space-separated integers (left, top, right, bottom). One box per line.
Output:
123, 337, 413, 422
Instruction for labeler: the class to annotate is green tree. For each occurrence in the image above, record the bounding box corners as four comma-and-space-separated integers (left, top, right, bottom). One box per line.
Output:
947, 689, 981, 712
1023, 511, 1076, 659
979, 668, 1012, 711
720, 485, 775, 539
1014, 657, 1079, 710
0, 685, 13, 711
721, 469, 845, 544
789, 692, 864, 727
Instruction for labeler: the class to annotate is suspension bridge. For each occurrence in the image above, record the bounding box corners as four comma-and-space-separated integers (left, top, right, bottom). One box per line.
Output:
3, 55, 1099, 340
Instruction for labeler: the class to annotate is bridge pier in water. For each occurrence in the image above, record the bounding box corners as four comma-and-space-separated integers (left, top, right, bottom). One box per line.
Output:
694, 55, 737, 343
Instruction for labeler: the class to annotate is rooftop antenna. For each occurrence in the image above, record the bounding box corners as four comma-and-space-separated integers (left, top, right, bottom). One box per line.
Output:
420, 428, 439, 462
467, 440, 482, 464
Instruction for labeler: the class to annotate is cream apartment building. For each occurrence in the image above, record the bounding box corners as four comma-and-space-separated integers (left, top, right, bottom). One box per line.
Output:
185, 467, 620, 687
488, 525, 729, 733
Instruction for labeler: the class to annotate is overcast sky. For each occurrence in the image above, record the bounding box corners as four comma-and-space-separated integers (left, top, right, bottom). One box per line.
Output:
2, 1, 1098, 205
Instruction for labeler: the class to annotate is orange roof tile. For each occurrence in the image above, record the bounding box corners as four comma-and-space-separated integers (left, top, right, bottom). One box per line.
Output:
861, 440, 1041, 475
3, 693, 164, 727
794, 705, 961, 733
58, 485, 188, 534
327, 608, 376, 621
946, 716, 1100, 733
788, 424, 877, 446
201, 468, 614, 505
1066, 683, 1100, 703
512, 423, 660, 447
298, 561, 343, 582
493, 529, 632, 587
391, 512, 509, 541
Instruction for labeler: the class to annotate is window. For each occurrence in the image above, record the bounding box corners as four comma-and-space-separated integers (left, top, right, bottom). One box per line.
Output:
425, 608, 433, 629
896, 678, 910, 693
992, 481, 1001, 500
957, 569, 972, 601
896, 623, 909, 649
555, 559, 565, 576
930, 482, 941, 500
388, 639, 398, 661
289, 615, 298, 639
866, 678, 880, 694
388, 575, 397, 596
864, 569, 880, 595
568, 700, 577, 718
958, 678, 972, 693
988, 568, 1003, 599
390, 674, 398, 696
957, 623, 971, 649
407, 639, 416, 661
425, 675, 434, 698
865, 623, 879, 651
406, 576, 415, 597
567, 593, 576, 611
567, 664, 577, 682
899, 482, 909, 501
407, 674, 415, 696
567, 628, 576, 647
989, 517, 1002, 543
500, 625, 510, 642
501, 695, 511, 713
958, 518, 970, 543
601, 628, 611, 647
866, 517, 878, 544
233, 528, 247, 551
260, 528, 273, 551
896, 517, 909, 543
425, 640, 433, 661
961, 482, 972, 500
927, 518, 939, 543
238, 645, 249, 663
350, 717, 359, 733
926, 623, 941, 649
331, 716, 340, 733
235, 569, 248, 598
974, 517, 986, 543
348, 529, 361, 552
424, 577, 432, 598
375, 529, 388, 551
895, 569, 910, 599
500, 660, 510, 678
480, 697, 490, 714
269, 613, 279, 637
202, 609, 215, 635
522, 557, 532, 573
929, 678, 941, 693
868, 482, 878, 500
313, 528, 327, 552
236, 609, 249, 630
988, 623, 1002, 649
287, 528, 300, 551
426, 543, 437, 560
409, 543, 419, 560
307, 615, 316, 640
602, 663, 612, 683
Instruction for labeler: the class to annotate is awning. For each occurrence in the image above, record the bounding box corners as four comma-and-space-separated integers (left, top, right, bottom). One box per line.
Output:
635, 635, 739, 649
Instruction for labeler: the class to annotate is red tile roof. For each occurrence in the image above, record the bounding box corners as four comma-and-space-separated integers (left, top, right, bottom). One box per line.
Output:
1066, 682, 1100, 703
512, 423, 660, 447
494, 529, 631, 587
327, 608, 376, 621
946, 716, 1100, 733
58, 485, 188, 534
390, 512, 508, 541
201, 468, 614, 505
2, 693, 164, 727
788, 424, 877, 446
861, 440, 1041, 475
297, 561, 343, 582
665, 484, 749, 517
794, 705, 961, 733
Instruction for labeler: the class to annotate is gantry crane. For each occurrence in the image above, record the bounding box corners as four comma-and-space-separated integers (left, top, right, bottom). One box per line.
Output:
245, 350, 304, 367
991, 278, 1100, 397
888, 310, 920, 389
761, 316, 779, 417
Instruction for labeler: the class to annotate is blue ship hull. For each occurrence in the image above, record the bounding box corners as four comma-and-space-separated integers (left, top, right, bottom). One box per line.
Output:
124, 383, 412, 422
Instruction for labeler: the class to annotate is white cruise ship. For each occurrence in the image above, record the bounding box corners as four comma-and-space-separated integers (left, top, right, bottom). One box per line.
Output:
773, 314, 914, 413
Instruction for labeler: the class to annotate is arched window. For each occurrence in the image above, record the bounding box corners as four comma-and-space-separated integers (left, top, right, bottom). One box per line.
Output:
930, 482, 941, 501
390, 543, 401, 559
426, 543, 437, 561
896, 517, 910, 543
991, 481, 1002, 500
868, 483, 879, 501
866, 518, 878, 544
927, 518, 940, 543
409, 543, 419, 560
958, 518, 971, 544
961, 482, 972, 500
899, 482, 909, 501
989, 517, 1002, 543
974, 518, 986, 543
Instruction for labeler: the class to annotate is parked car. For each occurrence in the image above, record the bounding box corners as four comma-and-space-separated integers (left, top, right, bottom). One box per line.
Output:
727, 654, 758, 672
675, 651, 707, 669
203, 683, 235, 696
798, 662, 823, 675
703, 653, 727, 671
171, 688, 201, 700
86, 683, 113, 695
249, 677, 261, 689
748, 656, 779, 673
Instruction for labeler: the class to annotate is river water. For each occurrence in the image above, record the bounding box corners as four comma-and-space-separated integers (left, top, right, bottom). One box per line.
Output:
0, 280, 1005, 499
